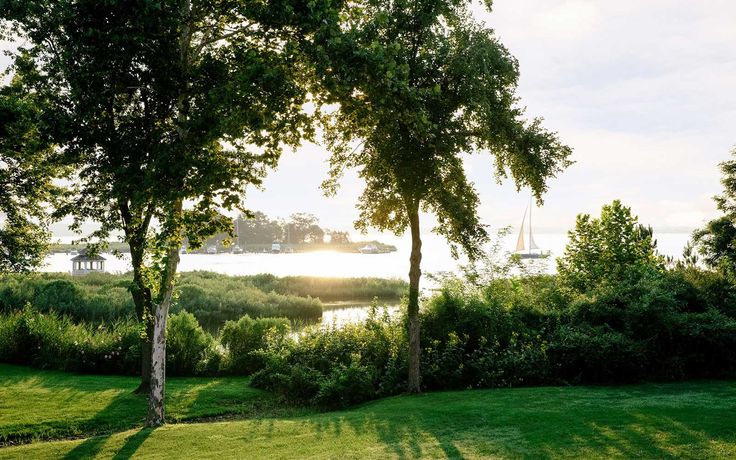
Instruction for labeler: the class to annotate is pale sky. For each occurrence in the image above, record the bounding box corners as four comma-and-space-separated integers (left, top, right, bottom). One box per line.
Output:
245, 0, 736, 235
5, 1, 736, 237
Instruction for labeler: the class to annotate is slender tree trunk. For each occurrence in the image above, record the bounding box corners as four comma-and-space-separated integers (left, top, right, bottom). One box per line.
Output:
146, 202, 183, 427
121, 207, 154, 395
407, 203, 422, 393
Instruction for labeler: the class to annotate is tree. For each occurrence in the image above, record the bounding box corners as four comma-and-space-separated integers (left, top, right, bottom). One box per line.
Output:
329, 230, 351, 244
312, 1, 572, 392
287, 213, 324, 243
557, 200, 662, 293
3, 0, 320, 425
693, 148, 736, 277
0, 76, 64, 272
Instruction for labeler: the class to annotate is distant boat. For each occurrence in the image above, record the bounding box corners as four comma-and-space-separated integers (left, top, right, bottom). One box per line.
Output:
359, 244, 379, 254
515, 198, 550, 259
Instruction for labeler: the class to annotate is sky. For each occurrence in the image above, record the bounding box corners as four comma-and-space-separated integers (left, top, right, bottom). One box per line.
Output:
243, 0, 736, 235
4, 0, 736, 238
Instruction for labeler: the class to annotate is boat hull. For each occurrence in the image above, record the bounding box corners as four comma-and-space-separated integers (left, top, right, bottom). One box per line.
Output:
518, 252, 551, 259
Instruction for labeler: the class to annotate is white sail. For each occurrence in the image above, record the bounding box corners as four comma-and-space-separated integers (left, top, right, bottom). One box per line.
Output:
515, 208, 527, 252
529, 232, 539, 250
528, 199, 539, 250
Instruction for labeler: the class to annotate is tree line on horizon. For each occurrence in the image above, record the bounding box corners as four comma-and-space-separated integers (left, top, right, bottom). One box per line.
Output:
205, 211, 352, 248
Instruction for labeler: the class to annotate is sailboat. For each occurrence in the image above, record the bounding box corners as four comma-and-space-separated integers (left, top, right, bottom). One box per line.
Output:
515, 197, 550, 259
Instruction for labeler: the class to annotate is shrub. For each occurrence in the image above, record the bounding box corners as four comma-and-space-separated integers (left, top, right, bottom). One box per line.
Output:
420, 286, 552, 390
220, 315, 291, 375
166, 311, 218, 376
251, 307, 406, 406
0, 306, 141, 375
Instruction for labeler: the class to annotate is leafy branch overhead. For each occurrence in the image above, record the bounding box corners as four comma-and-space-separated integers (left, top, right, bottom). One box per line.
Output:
0, 75, 67, 273
313, 0, 572, 259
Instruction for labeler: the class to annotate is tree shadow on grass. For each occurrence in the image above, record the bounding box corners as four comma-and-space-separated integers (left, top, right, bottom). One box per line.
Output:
60, 427, 154, 460
2, 367, 260, 447
297, 382, 736, 459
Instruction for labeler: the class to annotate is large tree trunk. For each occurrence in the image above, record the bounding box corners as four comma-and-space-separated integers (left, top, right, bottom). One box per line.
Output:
407, 203, 422, 393
146, 202, 183, 427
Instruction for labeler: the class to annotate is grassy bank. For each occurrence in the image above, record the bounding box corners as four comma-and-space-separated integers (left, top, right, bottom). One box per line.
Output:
0, 364, 300, 445
1, 365, 735, 459
0, 272, 406, 329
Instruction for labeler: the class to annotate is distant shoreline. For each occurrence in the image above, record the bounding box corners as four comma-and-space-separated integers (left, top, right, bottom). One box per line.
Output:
48, 240, 398, 255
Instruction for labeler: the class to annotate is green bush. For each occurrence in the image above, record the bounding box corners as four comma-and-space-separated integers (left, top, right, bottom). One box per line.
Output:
0, 306, 141, 375
220, 315, 291, 375
166, 311, 218, 376
420, 286, 553, 390
251, 307, 406, 407
0, 306, 226, 376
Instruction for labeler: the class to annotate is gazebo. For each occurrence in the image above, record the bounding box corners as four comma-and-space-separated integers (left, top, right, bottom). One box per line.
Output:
71, 250, 106, 276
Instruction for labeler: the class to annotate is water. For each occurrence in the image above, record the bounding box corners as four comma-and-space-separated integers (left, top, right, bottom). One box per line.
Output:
321, 302, 401, 328
42, 232, 692, 278
43, 232, 693, 328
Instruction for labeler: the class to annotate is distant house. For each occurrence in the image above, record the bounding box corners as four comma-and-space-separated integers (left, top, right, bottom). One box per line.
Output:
71, 250, 106, 276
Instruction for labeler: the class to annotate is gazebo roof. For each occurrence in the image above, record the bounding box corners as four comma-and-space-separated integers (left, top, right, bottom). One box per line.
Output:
71, 249, 106, 261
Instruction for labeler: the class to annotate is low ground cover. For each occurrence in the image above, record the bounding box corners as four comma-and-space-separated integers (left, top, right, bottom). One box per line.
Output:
1, 374, 735, 459
0, 364, 301, 445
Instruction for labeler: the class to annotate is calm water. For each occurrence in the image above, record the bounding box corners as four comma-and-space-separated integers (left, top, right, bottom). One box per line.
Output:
43, 232, 692, 327
322, 303, 401, 328
43, 232, 692, 278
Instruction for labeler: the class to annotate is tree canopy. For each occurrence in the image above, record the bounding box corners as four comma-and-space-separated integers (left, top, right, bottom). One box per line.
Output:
310, 0, 572, 391
557, 200, 662, 293
2, 0, 328, 425
693, 148, 736, 277
0, 75, 64, 273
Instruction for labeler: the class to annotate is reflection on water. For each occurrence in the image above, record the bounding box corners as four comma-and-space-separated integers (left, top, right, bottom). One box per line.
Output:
321, 303, 401, 328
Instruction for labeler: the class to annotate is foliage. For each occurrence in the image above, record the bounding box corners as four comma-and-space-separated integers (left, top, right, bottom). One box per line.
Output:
243, 273, 407, 301
166, 312, 218, 376
251, 307, 407, 407
172, 280, 321, 331
693, 150, 736, 277
0, 307, 141, 375
2, 0, 322, 415
220, 315, 291, 375
312, 0, 572, 392
0, 75, 65, 273
0, 307, 226, 377
557, 200, 662, 293
0, 272, 327, 329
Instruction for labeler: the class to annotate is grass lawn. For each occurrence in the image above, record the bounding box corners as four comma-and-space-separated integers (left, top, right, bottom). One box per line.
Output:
0, 364, 298, 445
1, 366, 735, 459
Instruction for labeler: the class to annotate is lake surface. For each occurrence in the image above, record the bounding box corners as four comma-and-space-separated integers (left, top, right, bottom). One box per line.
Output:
42, 232, 692, 279
321, 303, 401, 328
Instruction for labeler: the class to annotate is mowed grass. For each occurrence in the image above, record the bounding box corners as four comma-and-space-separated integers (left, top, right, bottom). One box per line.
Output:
0, 364, 295, 445
1, 370, 735, 459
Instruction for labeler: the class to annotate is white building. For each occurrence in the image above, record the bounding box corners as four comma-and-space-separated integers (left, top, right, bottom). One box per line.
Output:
71, 250, 106, 276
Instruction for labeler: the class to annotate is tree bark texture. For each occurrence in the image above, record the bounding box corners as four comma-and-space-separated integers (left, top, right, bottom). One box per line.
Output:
407, 204, 422, 393
146, 202, 183, 427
